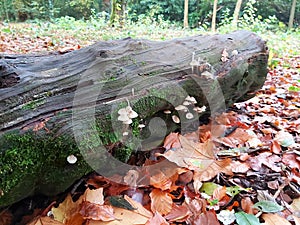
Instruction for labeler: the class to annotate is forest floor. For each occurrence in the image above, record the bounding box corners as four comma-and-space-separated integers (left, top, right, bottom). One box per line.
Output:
0, 22, 300, 225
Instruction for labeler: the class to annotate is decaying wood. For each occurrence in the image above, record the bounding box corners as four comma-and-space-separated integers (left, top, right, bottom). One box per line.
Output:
0, 30, 268, 207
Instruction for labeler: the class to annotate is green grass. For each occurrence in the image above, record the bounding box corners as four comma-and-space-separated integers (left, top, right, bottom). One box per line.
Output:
1, 15, 299, 57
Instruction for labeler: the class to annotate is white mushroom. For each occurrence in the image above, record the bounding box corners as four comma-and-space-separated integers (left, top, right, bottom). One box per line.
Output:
185, 96, 197, 104
123, 131, 129, 136
231, 50, 238, 56
175, 105, 188, 111
118, 113, 130, 122
172, 115, 180, 123
122, 119, 133, 124
163, 110, 172, 114
128, 109, 138, 119
186, 112, 194, 119
67, 155, 77, 164
193, 106, 207, 113
190, 52, 198, 73
138, 124, 145, 128
183, 101, 191, 106
118, 108, 128, 115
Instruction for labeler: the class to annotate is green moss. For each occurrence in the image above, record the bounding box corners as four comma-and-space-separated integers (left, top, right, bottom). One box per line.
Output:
0, 131, 91, 207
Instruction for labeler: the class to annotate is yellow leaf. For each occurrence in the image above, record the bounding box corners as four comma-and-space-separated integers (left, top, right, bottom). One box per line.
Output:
27, 216, 64, 225
52, 194, 82, 223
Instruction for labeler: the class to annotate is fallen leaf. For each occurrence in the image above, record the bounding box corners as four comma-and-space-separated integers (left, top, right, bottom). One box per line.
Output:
123, 195, 153, 218
193, 210, 220, 225
262, 213, 292, 225
0, 210, 12, 225
52, 194, 82, 223
241, 197, 257, 214
282, 153, 300, 169
145, 211, 169, 225
254, 200, 284, 213
193, 158, 232, 181
80, 202, 116, 221
150, 189, 173, 215
28, 216, 64, 225
271, 140, 282, 154
235, 212, 260, 225
275, 130, 295, 147
83, 187, 104, 205
88, 206, 150, 225
163, 132, 181, 150
164, 204, 191, 222
216, 210, 236, 225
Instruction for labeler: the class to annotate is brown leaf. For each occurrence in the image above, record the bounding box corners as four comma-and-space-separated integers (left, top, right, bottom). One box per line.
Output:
150, 189, 173, 215
282, 153, 300, 169
83, 187, 104, 205
145, 211, 169, 225
123, 195, 153, 218
271, 140, 282, 154
231, 161, 250, 173
193, 158, 232, 181
0, 210, 12, 225
241, 197, 257, 214
27, 216, 64, 225
262, 213, 292, 225
157, 135, 215, 170
87, 206, 150, 225
192, 210, 220, 225
164, 204, 191, 222
80, 202, 116, 221
163, 132, 181, 150
212, 186, 227, 201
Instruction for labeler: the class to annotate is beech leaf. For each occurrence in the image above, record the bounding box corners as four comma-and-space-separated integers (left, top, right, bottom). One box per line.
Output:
262, 213, 292, 225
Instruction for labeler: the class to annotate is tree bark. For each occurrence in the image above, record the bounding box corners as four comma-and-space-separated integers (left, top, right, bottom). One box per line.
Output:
232, 0, 243, 29
0, 30, 268, 207
184, 0, 189, 28
288, 0, 297, 29
211, 0, 218, 32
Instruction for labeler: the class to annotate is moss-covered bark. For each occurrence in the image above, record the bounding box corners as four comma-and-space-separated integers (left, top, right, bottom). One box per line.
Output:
0, 30, 268, 207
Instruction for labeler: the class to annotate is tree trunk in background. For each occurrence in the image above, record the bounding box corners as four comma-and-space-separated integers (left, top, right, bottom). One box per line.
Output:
288, 0, 297, 29
211, 0, 218, 32
184, 0, 189, 28
0, 30, 269, 207
232, 0, 243, 29
109, 0, 117, 25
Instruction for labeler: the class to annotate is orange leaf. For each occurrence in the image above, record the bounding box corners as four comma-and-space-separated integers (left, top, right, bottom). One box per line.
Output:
262, 213, 292, 225
150, 189, 173, 215
0, 210, 12, 225
80, 202, 116, 221
241, 197, 257, 214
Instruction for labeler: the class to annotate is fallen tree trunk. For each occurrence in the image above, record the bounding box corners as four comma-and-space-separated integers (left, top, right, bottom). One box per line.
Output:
0, 30, 268, 207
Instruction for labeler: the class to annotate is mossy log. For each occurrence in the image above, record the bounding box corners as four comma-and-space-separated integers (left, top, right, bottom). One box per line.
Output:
0, 30, 268, 207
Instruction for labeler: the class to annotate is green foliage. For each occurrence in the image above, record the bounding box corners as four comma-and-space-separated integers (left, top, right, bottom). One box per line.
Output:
253, 200, 284, 213
235, 212, 261, 225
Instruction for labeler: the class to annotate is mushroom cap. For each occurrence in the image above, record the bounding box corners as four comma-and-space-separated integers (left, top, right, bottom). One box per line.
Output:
185, 96, 197, 104
175, 105, 188, 111
67, 155, 77, 164
186, 112, 194, 119
123, 119, 133, 124
118, 107, 128, 115
118, 113, 130, 122
172, 115, 180, 123
128, 109, 138, 119
163, 110, 172, 114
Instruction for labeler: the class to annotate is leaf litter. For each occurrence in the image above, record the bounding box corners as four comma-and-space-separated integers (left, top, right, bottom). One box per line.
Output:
1, 49, 300, 224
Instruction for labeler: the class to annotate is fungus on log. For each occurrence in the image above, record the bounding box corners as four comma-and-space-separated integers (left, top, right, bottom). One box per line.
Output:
0, 30, 268, 207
